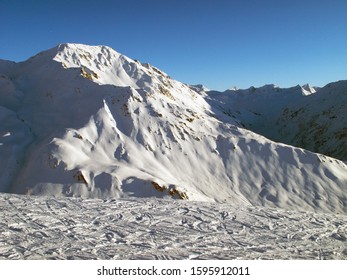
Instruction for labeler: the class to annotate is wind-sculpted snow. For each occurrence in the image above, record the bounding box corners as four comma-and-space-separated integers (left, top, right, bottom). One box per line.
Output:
1, 43, 347, 215
0, 193, 346, 260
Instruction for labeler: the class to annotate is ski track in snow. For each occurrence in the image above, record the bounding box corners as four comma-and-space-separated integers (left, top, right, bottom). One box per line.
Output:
0, 193, 346, 260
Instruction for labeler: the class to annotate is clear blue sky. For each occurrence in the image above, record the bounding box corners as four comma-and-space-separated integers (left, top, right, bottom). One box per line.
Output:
1, 0, 346, 90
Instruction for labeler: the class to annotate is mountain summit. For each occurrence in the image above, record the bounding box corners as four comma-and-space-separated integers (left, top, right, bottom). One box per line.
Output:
1, 43, 346, 214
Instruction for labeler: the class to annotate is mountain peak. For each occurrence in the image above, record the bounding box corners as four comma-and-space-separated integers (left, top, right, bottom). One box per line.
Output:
52, 43, 160, 91
301, 83, 317, 95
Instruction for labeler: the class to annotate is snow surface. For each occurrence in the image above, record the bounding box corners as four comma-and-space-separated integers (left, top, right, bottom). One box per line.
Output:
0, 193, 346, 260
0, 43, 347, 215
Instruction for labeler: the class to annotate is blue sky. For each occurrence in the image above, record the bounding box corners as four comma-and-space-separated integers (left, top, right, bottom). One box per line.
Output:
1, 0, 346, 90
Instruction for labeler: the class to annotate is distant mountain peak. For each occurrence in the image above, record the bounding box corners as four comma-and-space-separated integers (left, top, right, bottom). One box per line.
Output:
301, 83, 317, 95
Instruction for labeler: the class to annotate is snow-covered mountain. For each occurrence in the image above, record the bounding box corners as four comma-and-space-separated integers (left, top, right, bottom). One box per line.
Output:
1, 43, 347, 214
206, 80, 347, 161
273, 81, 347, 161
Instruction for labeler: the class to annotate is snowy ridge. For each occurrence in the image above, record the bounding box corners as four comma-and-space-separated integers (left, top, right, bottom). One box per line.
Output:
1, 44, 347, 214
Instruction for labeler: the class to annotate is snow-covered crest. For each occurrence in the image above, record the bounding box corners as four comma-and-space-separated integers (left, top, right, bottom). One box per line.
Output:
1, 43, 347, 214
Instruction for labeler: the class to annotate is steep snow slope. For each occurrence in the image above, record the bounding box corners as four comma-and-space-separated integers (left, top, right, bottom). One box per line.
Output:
1, 44, 347, 214
206, 81, 347, 161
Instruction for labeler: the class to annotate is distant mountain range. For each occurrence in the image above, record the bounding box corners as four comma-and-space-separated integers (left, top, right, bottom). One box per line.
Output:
1, 43, 346, 214
205, 81, 347, 161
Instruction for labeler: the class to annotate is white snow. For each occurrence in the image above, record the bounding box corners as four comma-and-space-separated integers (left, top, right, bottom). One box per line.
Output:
0, 193, 346, 260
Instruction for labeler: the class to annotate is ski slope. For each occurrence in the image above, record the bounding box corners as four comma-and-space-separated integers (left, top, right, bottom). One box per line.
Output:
0, 193, 346, 260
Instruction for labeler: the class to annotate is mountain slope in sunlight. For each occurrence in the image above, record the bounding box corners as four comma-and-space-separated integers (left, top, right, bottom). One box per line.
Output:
0, 44, 346, 214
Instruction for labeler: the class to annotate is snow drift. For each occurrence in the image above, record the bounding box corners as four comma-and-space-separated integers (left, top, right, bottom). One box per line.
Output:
1, 43, 347, 214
